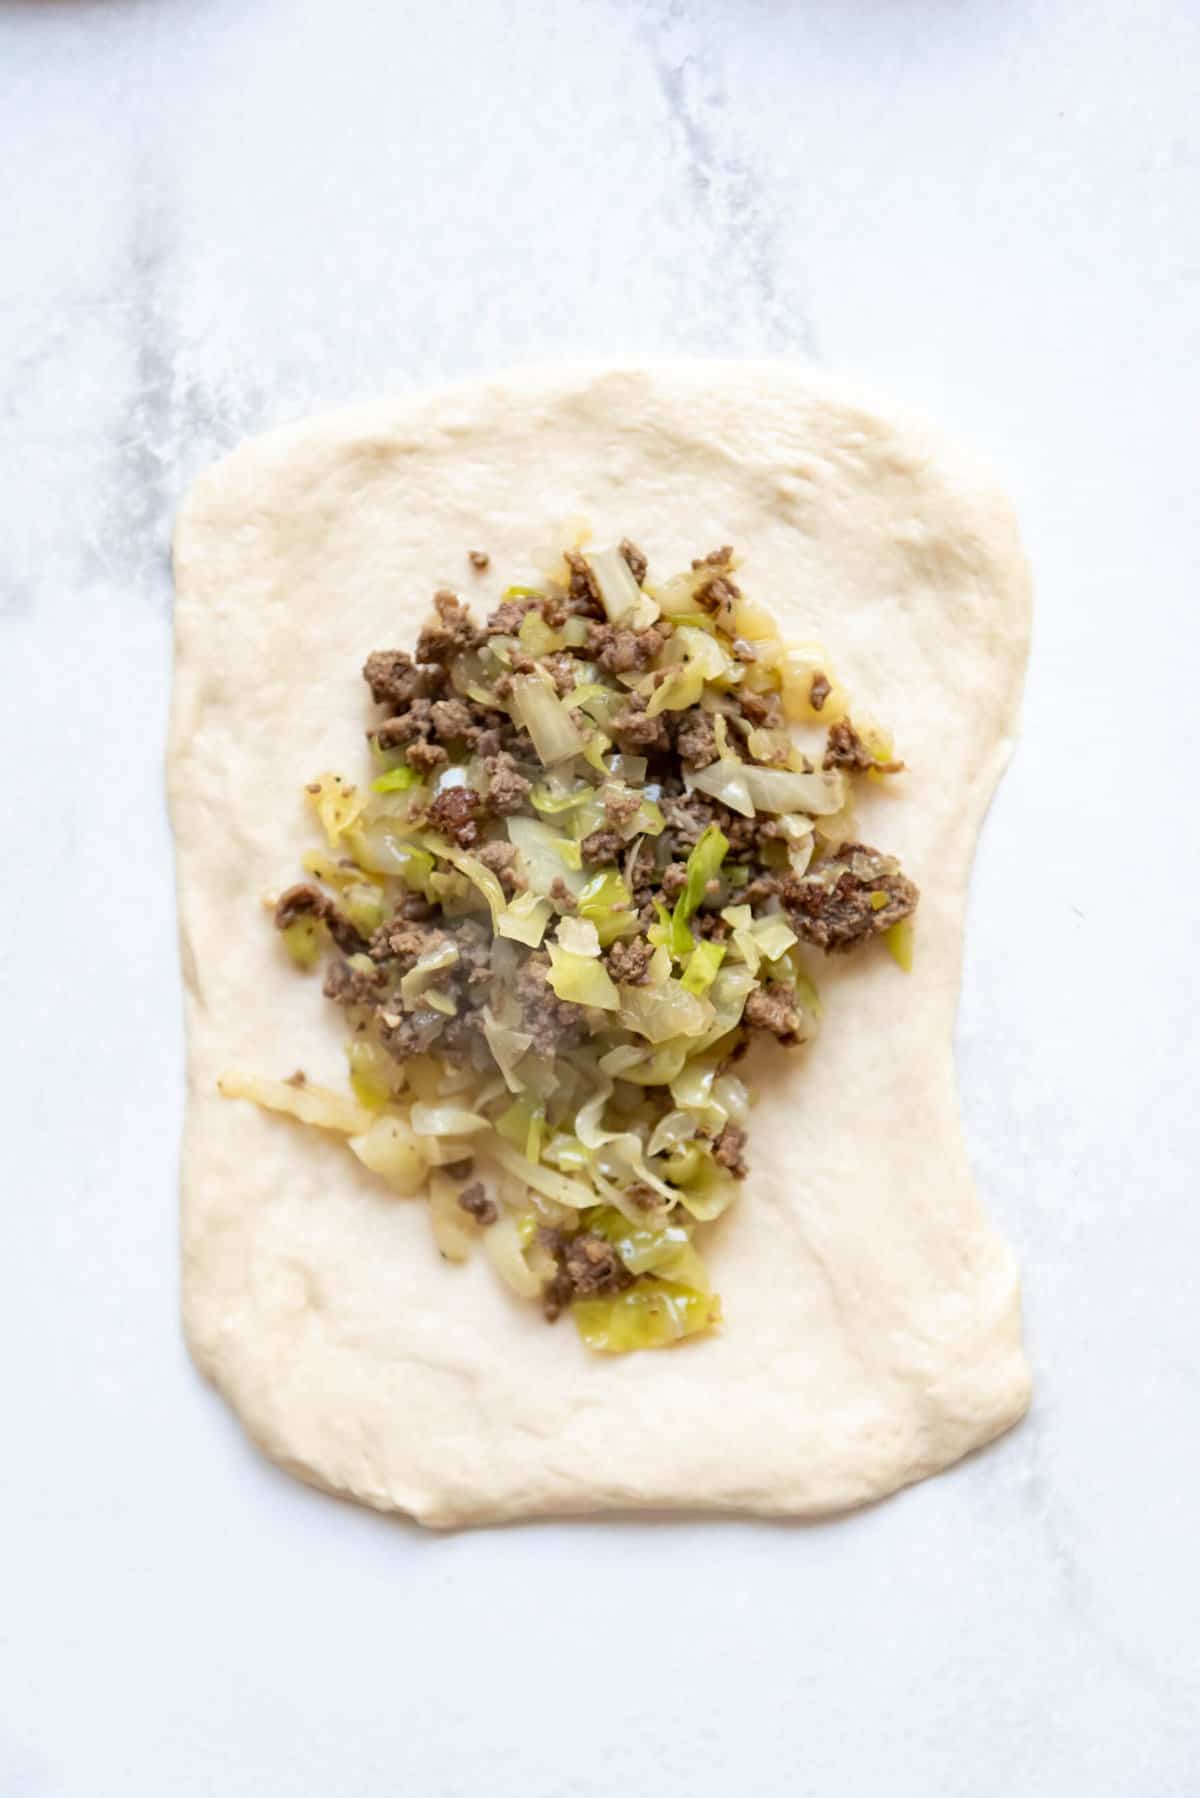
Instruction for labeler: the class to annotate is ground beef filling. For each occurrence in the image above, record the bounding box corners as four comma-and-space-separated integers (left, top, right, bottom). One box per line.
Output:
276, 561, 920, 1309
541, 1230, 633, 1320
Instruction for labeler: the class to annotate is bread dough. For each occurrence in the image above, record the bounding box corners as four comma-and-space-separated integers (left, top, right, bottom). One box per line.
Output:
169, 362, 1032, 1526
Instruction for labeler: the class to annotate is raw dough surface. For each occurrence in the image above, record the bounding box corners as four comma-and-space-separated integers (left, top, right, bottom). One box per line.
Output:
169, 362, 1032, 1527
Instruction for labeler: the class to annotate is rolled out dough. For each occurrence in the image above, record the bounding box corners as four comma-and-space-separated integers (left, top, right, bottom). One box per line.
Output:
169, 362, 1032, 1526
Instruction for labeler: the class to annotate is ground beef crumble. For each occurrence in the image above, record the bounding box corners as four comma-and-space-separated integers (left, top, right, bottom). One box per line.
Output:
457, 1182, 498, 1225
425, 785, 482, 848
712, 1122, 748, 1178
619, 538, 648, 583
541, 1229, 633, 1320
605, 936, 654, 985
274, 883, 368, 955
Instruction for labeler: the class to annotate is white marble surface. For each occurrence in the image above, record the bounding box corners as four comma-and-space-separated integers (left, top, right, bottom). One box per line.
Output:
3, 1, 1198, 1791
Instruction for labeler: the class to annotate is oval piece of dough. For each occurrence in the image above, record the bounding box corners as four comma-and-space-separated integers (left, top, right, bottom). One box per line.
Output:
169, 362, 1033, 1527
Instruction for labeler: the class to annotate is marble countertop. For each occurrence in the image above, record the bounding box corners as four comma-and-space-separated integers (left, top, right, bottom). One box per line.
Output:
4, 1, 1197, 1792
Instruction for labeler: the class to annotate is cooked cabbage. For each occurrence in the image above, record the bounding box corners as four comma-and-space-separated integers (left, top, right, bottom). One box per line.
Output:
510, 669, 585, 765
546, 945, 620, 1011
573, 1281, 722, 1352
219, 1071, 374, 1136
348, 1114, 429, 1194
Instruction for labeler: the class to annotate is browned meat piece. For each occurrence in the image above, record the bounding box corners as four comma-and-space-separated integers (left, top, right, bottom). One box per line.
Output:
426, 785, 482, 848
619, 538, 648, 584
544, 652, 578, 696
322, 956, 386, 1007
605, 937, 654, 985
696, 574, 740, 616
274, 883, 368, 955
404, 739, 449, 776
809, 672, 831, 712
563, 549, 603, 614
675, 708, 719, 769
823, 719, 904, 774
416, 589, 483, 662
486, 598, 533, 635
822, 719, 874, 771
362, 649, 420, 710
603, 786, 642, 830
430, 697, 475, 741
469, 550, 490, 571
788, 850, 918, 953
541, 1229, 632, 1320
457, 1182, 498, 1226
483, 751, 531, 814
692, 546, 734, 570
369, 919, 450, 971
549, 876, 577, 909
611, 693, 671, 752
477, 838, 523, 896
740, 688, 785, 729
743, 982, 806, 1043
374, 697, 433, 750
580, 826, 622, 865
660, 861, 688, 899
587, 620, 671, 674
712, 1122, 748, 1178
691, 910, 730, 941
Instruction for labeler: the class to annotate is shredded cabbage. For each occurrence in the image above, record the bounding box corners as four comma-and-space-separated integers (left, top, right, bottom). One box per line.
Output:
348, 1114, 429, 1194
885, 918, 915, 972
511, 669, 585, 765
491, 1140, 599, 1209
481, 1009, 533, 1093
306, 773, 366, 845
585, 545, 660, 629
573, 1281, 722, 1352
399, 941, 459, 1007
618, 978, 714, 1043
410, 1101, 490, 1137
427, 1172, 475, 1261
681, 938, 726, 994
280, 917, 323, 970
575, 868, 639, 946
346, 1039, 393, 1110
556, 915, 601, 957
371, 765, 418, 794
670, 823, 728, 955
219, 1071, 374, 1136
483, 1212, 542, 1297
506, 815, 587, 898
546, 944, 620, 1011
